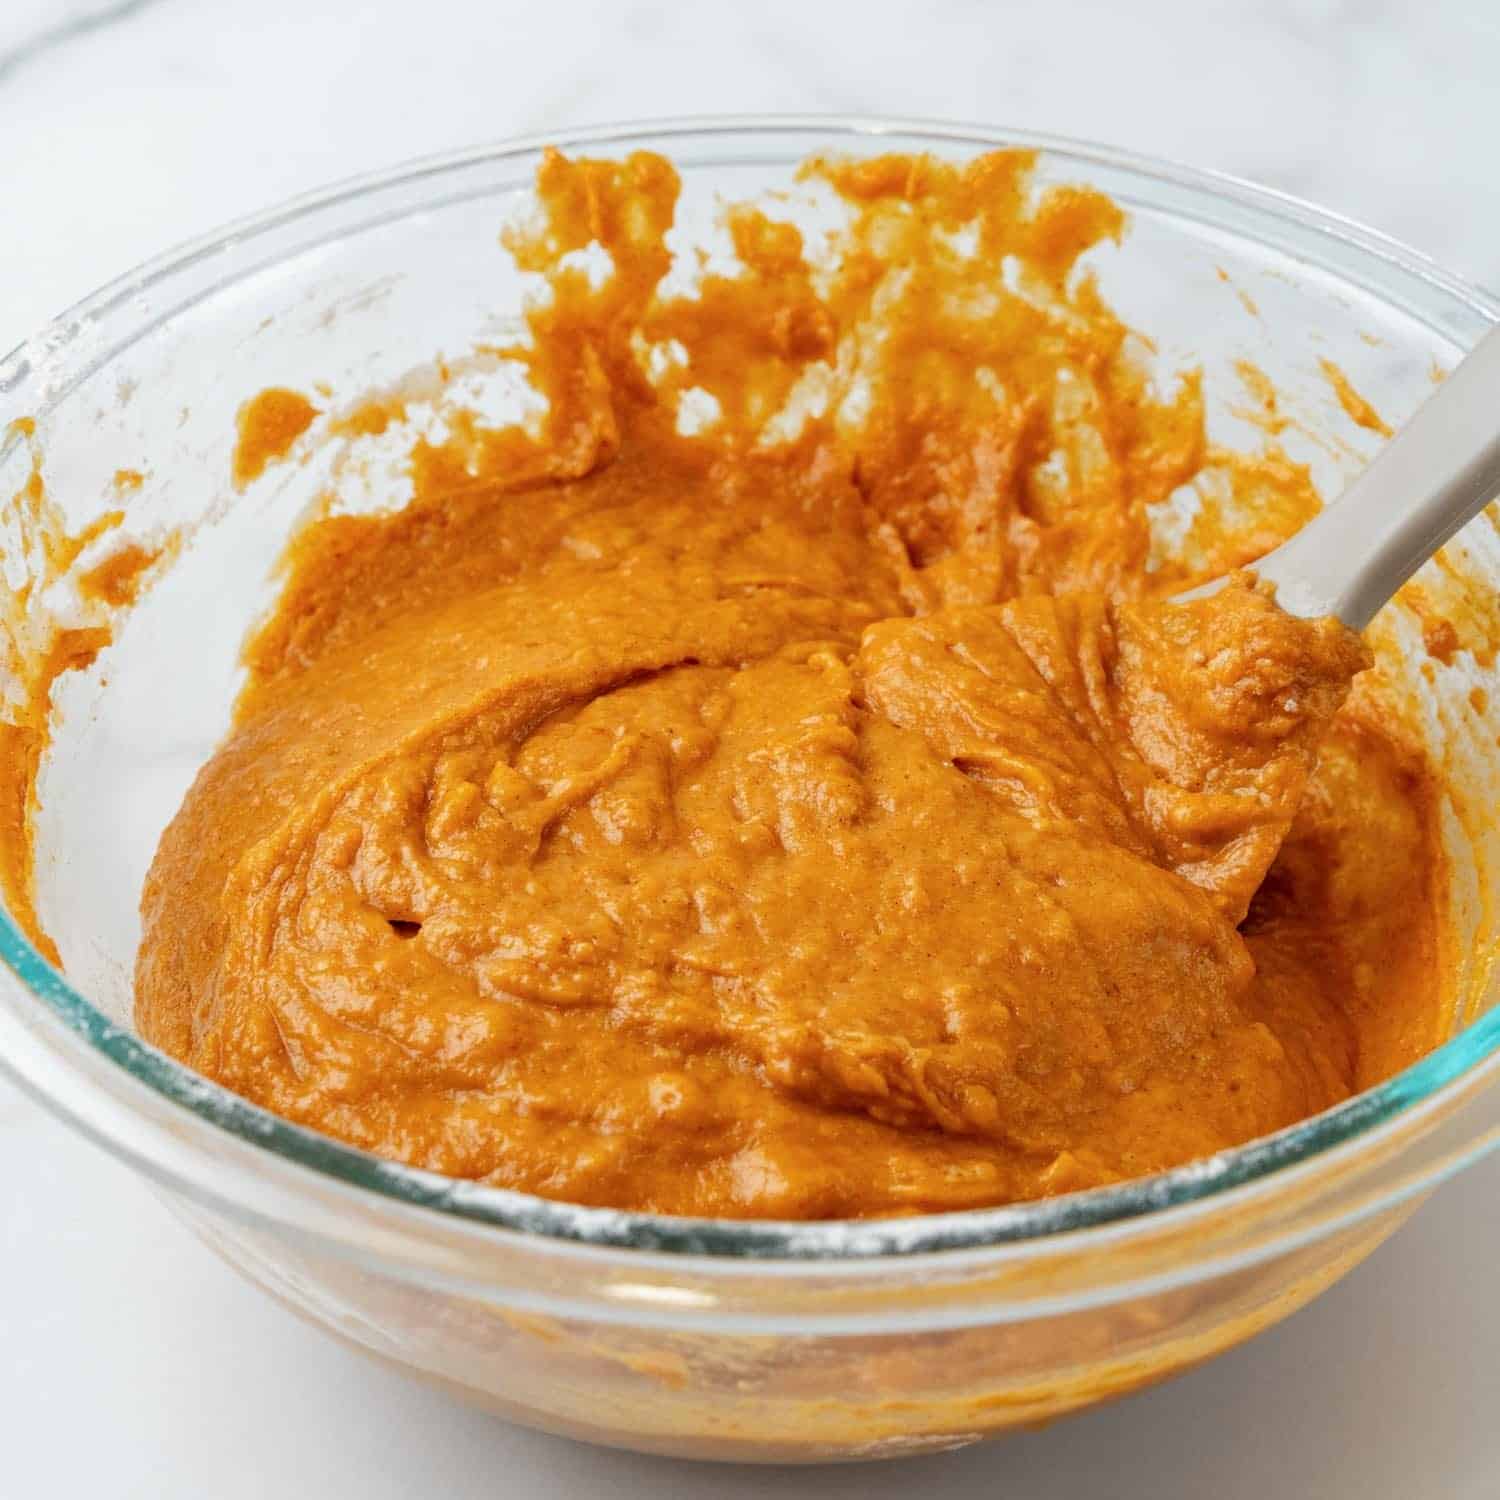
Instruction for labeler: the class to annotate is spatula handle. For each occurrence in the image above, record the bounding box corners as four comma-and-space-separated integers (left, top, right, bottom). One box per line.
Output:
1255, 322, 1500, 629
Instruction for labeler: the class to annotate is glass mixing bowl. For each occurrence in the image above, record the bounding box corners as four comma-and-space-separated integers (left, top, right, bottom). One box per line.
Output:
0, 117, 1497, 1464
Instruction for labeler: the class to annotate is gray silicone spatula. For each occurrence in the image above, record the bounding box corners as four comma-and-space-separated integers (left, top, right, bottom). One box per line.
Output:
1191, 324, 1500, 628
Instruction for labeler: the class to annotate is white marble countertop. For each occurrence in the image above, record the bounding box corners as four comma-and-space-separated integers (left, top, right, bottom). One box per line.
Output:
2, 2, 1499, 1495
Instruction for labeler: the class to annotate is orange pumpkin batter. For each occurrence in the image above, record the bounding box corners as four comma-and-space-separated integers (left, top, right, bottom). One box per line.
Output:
133, 149, 1449, 1218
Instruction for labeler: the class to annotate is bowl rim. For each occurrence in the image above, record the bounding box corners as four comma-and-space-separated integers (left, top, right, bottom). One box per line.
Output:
2, 111, 1497, 1262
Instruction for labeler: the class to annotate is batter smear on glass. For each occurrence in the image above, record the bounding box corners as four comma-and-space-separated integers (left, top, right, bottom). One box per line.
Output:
135, 150, 1449, 1217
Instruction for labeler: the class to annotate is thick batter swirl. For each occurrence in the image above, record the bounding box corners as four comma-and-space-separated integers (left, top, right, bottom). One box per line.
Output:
134, 150, 1448, 1217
